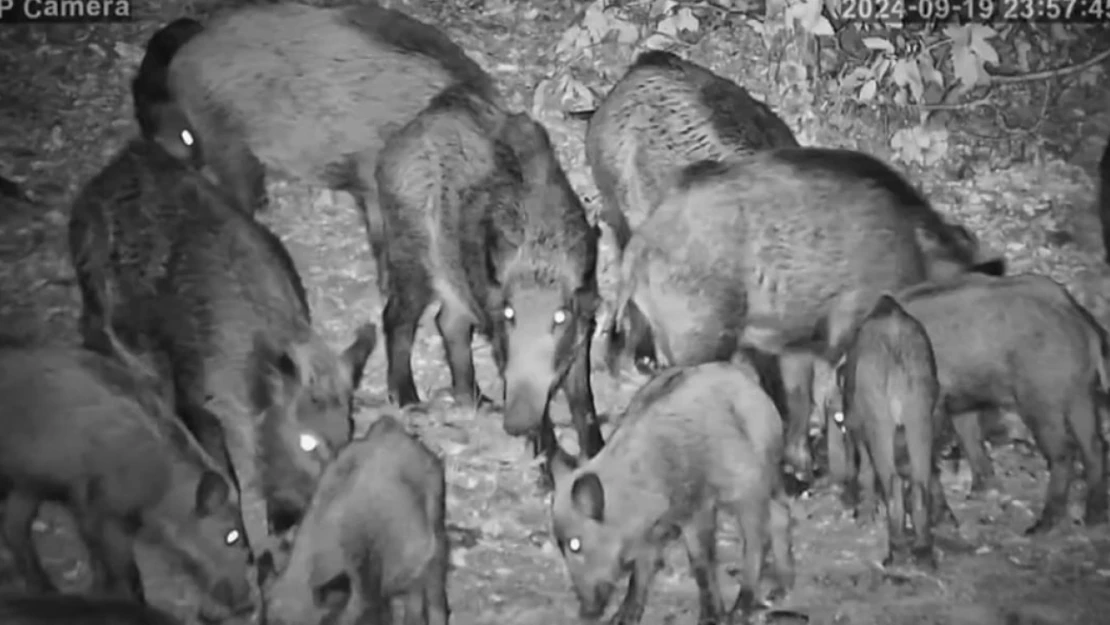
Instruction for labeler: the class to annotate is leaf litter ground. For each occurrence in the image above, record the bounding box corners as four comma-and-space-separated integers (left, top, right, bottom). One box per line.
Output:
0, 1, 1108, 623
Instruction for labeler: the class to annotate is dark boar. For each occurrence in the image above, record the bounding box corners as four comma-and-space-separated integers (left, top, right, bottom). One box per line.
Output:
376, 84, 604, 461
889, 273, 1109, 534
261, 415, 448, 625
152, 192, 377, 553
68, 137, 217, 356
67, 143, 378, 568
821, 355, 961, 518
0, 593, 183, 625
0, 338, 252, 621
836, 295, 951, 568
550, 363, 794, 624
166, 1, 497, 280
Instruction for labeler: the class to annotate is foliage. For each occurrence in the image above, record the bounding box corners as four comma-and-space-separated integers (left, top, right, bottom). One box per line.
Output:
810, 16, 1106, 162
537, 0, 710, 113
540, 0, 1106, 165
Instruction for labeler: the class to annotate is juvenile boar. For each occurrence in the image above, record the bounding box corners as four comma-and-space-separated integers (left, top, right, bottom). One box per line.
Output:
0, 593, 183, 625
67, 141, 378, 569
819, 274, 1108, 535
262, 415, 448, 625
0, 338, 252, 621
376, 84, 604, 461
166, 2, 497, 281
836, 295, 951, 568
550, 363, 794, 624
890, 273, 1108, 534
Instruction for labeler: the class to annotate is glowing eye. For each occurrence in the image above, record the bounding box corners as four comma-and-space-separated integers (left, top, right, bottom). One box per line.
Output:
504, 306, 515, 320
299, 433, 320, 452
553, 309, 568, 325
833, 411, 845, 424
180, 129, 195, 147
567, 537, 582, 553
225, 529, 240, 545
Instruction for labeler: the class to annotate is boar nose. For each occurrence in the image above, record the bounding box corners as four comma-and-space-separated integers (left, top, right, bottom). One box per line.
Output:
503, 382, 544, 436
577, 581, 614, 620
216, 576, 254, 613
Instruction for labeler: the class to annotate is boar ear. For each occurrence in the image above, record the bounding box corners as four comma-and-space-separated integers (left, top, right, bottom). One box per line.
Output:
311, 571, 352, 611
284, 343, 316, 386
868, 294, 902, 319
252, 333, 287, 377
570, 472, 605, 522
262, 333, 314, 386
195, 470, 231, 516
342, 322, 377, 391
249, 333, 300, 411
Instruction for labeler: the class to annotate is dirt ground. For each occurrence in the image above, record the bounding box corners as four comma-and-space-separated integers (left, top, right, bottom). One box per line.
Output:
1, 1, 1109, 624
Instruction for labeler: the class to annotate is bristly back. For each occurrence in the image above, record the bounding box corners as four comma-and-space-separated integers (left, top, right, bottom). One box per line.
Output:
171, 173, 311, 321
627, 50, 799, 152
895, 272, 996, 303
425, 82, 505, 135
771, 148, 930, 211
339, 3, 497, 100
712, 147, 978, 269
235, 200, 310, 320
675, 159, 733, 192
771, 147, 967, 262
630, 49, 685, 70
